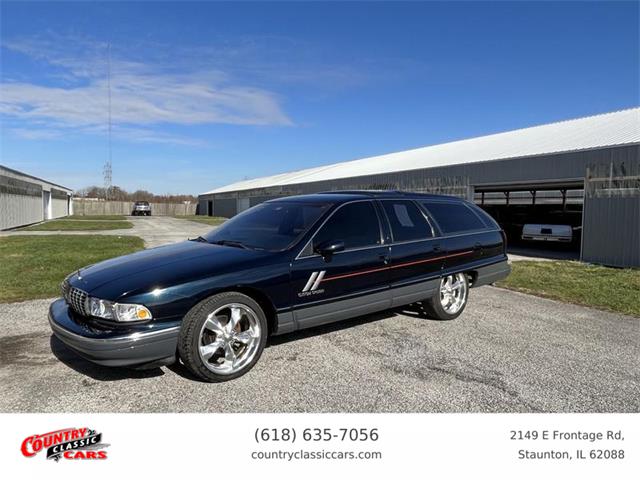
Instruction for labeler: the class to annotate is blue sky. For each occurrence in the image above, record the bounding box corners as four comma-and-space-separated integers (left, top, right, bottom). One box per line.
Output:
1, 1, 638, 195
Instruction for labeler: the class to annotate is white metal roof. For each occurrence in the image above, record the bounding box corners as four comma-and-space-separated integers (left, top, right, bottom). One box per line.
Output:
203, 107, 640, 195
0, 165, 73, 192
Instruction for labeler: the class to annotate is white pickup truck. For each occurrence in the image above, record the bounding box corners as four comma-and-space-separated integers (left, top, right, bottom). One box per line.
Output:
522, 224, 572, 242
132, 201, 151, 216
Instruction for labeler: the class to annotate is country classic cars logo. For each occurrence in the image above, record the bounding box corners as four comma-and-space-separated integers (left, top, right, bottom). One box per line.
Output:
21, 428, 109, 461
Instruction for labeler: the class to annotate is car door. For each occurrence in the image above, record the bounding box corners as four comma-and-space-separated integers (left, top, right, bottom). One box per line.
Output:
291, 200, 391, 329
379, 199, 444, 307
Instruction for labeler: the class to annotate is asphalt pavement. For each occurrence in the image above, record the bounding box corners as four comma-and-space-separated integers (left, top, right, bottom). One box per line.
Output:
1, 216, 637, 412
1, 287, 637, 413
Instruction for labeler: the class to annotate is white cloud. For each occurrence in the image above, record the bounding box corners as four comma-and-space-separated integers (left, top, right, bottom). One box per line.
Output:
7, 127, 63, 140
0, 77, 292, 126
0, 35, 293, 146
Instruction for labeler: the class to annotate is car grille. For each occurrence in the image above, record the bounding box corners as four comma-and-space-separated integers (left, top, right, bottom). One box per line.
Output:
62, 279, 89, 317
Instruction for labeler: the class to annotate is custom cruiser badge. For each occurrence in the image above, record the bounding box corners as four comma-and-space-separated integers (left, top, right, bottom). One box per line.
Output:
298, 271, 326, 297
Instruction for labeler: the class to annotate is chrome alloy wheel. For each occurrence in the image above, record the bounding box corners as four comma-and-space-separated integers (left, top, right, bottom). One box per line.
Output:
439, 273, 468, 315
198, 303, 262, 375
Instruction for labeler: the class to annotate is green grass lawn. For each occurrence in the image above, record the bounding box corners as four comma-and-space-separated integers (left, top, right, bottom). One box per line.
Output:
20, 219, 133, 231
0, 235, 144, 303
497, 261, 640, 317
174, 215, 227, 226
67, 215, 127, 220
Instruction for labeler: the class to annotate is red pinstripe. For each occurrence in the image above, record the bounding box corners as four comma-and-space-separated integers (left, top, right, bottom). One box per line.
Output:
320, 250, 474, 283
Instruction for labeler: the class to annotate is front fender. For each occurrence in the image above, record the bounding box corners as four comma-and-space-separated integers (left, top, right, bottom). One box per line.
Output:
121, 262, 291, 322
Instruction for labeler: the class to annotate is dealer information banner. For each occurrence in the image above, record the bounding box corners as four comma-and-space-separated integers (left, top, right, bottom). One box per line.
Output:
1, 413, 636, 478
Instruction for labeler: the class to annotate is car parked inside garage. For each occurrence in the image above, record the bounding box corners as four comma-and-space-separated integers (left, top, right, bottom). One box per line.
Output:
49, 191, 510, 382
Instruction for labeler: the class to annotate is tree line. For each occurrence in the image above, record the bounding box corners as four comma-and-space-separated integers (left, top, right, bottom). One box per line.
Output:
75, 185, 197, 203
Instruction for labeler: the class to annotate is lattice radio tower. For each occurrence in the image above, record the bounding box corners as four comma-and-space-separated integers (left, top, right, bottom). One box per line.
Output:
103, 43, 113, 200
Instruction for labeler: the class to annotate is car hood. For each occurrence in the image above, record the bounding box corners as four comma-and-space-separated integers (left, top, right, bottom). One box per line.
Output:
69, 240, 272, 300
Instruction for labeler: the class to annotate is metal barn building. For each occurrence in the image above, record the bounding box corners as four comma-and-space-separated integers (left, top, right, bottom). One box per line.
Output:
0, 165, 73, 230
199, 108, 640, 267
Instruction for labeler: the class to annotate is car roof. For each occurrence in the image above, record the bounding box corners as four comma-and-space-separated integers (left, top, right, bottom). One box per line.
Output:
266, 190, 463, 204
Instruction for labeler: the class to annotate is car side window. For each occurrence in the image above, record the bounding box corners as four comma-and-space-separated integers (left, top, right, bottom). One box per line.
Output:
421, 201, 486, 234
381, 200, 433, 242
468, 204, 500, 229
313, 201, 381, 251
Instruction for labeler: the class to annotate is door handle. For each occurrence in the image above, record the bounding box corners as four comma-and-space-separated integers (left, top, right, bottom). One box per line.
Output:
433, 244, 441, 252
379, 253, 390, 264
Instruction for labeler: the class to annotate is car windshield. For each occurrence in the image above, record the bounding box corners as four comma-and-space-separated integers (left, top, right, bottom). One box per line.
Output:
203, 201, 330, 251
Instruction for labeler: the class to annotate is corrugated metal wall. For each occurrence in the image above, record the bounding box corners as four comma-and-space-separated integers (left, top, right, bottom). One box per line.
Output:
0, 174, 44, 230
212, 198, 236, 218
582, 153, 640, 267
1, 167, 73, 230
198, 199, 210, 216
51, 188, 70, 219
582, 196, 639, 267
0, 193, 44, 230
200, 144, 640, 267
204, 145, 636, 210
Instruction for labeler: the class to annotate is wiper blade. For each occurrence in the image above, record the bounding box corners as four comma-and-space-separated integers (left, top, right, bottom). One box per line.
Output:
189, 236, 210, 243
212, 240, 251, 250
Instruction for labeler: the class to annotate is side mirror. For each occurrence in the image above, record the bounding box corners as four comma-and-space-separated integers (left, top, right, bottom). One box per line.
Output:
314, 239, 345, 259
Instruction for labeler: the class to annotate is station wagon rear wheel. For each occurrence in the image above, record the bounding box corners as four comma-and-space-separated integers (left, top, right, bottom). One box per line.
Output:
423, 272, 469, 320
178, 292, 267, 382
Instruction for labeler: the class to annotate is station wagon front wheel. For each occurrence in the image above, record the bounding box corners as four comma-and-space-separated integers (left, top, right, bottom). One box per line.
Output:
178, 292, 267, 382
423, 272, 469, 320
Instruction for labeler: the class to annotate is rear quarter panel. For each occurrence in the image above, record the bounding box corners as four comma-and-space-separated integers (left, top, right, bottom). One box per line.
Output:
443, 230, 505, 273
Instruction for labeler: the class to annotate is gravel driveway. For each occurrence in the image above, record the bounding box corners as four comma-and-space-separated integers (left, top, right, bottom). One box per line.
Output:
1, 288, 637, 413
0, 216, 213, 248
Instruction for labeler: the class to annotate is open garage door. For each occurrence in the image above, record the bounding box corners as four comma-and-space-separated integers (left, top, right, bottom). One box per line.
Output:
473, 180, 584, 260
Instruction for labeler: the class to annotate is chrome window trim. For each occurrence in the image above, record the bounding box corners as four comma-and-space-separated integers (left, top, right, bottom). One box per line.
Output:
371, 228, 501, 248
295, 199, 385, 260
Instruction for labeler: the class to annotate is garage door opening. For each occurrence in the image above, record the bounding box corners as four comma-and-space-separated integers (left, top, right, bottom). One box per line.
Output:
474, 182, 583, 260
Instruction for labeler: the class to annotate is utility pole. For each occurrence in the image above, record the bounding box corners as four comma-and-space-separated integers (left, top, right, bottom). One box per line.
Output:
103, 42, 113, 200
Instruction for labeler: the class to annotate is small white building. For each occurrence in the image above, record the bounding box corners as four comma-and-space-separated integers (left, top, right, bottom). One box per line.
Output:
0, 165, 73, 230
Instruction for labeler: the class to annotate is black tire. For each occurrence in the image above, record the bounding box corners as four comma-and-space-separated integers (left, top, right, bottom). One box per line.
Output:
422, 273, 469, 321
178, 292, 268, 382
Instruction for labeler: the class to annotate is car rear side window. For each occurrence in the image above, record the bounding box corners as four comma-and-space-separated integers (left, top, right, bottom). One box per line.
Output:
421, 201, 486, 234
468, 205, 499, 228
381, 200, 433, 242
313, 201, 381, 251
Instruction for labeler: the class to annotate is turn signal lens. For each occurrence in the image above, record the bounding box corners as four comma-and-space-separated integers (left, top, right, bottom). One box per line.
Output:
113, 303, 153, 322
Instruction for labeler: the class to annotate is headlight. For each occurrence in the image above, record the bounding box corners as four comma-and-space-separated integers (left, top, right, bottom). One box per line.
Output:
89, 298, 116, 320
89, 297, 152, 322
